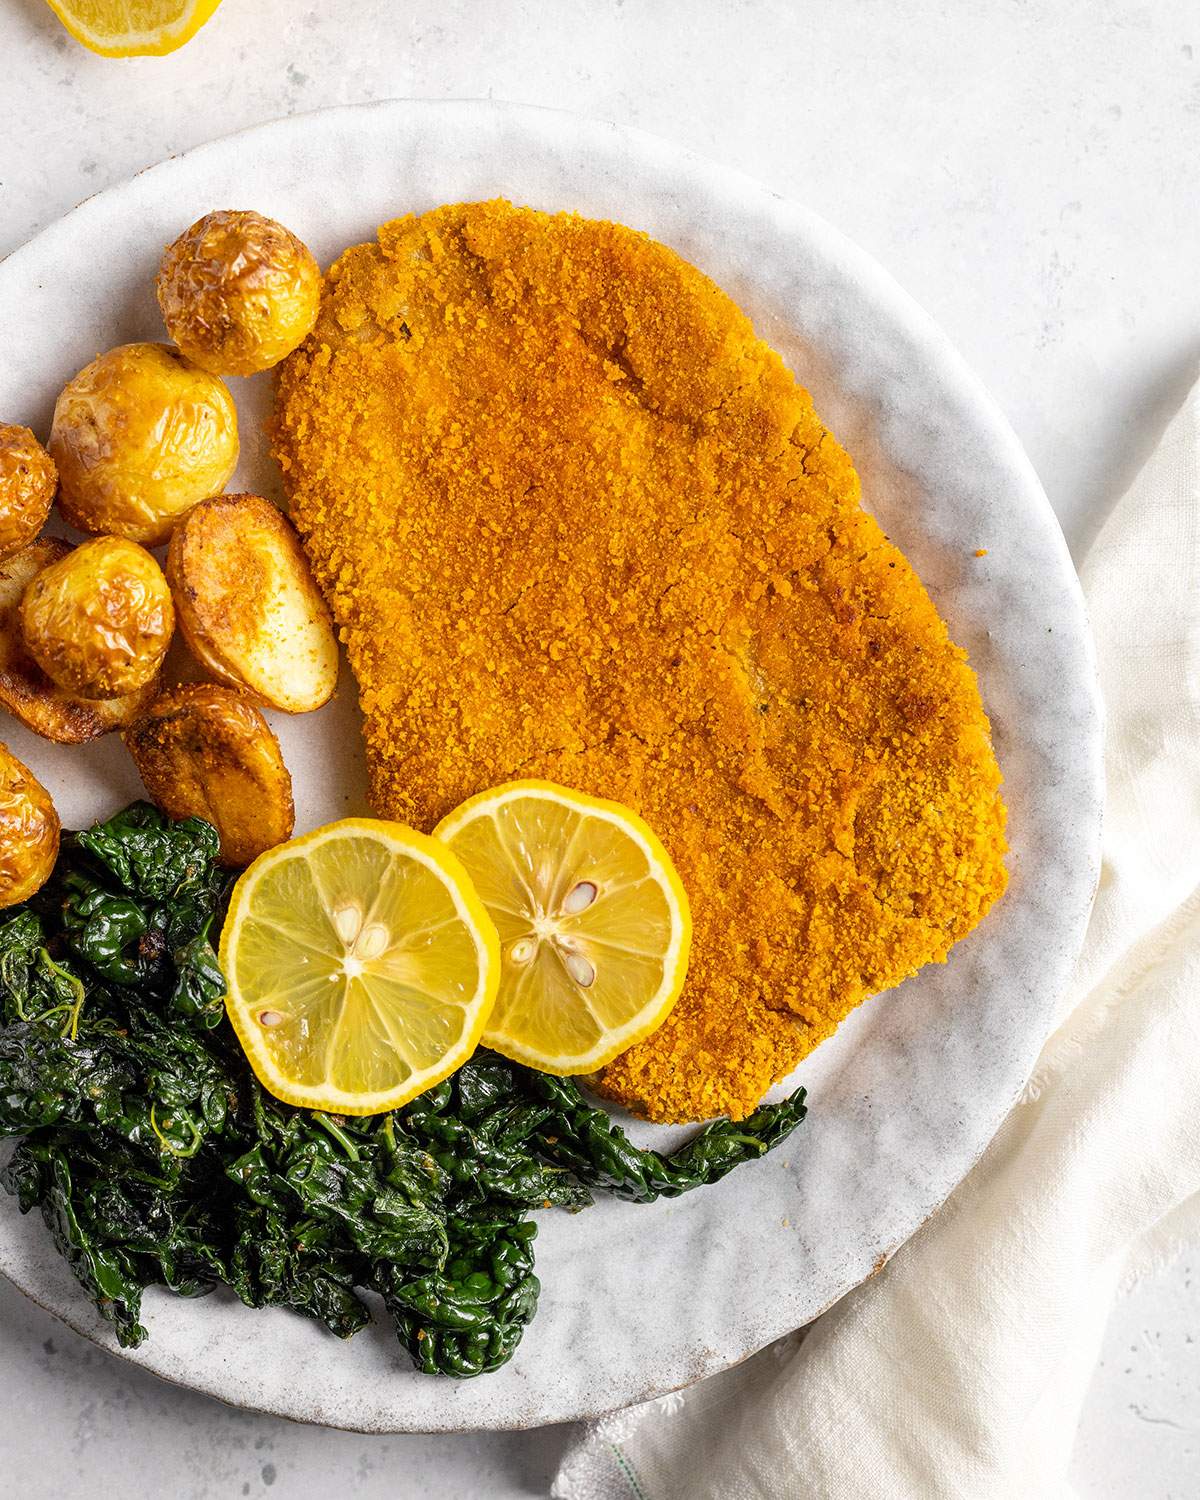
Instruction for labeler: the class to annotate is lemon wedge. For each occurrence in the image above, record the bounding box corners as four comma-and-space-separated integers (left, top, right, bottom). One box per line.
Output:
43, 0, 222, 57
434, 780, 691, 1075
220, 819, 500, 1115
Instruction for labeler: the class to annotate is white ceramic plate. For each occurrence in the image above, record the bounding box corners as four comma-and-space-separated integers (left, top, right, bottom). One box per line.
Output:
0, 100, 1102, 1432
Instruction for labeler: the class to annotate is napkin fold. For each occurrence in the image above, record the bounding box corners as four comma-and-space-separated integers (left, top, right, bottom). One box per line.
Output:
554, 378, 1200, 1500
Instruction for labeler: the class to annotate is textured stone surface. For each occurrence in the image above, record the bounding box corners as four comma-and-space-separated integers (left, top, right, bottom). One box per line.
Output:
0, 2, 1196, 1493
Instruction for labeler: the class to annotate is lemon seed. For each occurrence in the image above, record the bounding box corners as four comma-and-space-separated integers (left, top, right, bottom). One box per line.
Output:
357, 922, 389, 959
332, 903, 362, 945
562, 880, 598, 914
562, 950, 595, 987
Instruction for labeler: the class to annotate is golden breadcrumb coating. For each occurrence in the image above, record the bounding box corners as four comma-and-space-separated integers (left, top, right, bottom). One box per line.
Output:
272, 200, 1007, 1123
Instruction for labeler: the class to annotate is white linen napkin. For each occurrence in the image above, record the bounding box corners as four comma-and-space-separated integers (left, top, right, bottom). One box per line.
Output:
554, 378, 1200, 1500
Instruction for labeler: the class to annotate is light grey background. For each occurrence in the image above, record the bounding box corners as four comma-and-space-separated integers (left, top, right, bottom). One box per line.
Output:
0, 0, 1197, 1495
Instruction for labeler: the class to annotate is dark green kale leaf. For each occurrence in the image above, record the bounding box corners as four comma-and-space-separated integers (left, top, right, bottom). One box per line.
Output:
0, 911, 131, 1134
0, 910, 40, 996
374, 1212, 540, 1378
274, 1116, 449, 1267
168, 920, 227, 1028
25, 1141, 151, 1347
61, 872, 158, 985
401, 1064, 593, 1212
0, 910, 66, 1024
523, 1068, 808, 1202
0, 1023, 129, 1135
228, 1203, 372, 1340
58, 803, 226, 988
75, 801, 222, 913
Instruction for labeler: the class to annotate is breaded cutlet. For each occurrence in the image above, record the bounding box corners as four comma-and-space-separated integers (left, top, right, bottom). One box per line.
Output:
272, 200, 1007, 1123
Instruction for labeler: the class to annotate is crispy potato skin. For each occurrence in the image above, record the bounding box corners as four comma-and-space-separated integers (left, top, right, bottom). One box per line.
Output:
49, 342, 238, 546
157, 210, 321, 377
124, 683, 294, 867
166, 492, 337, 713
0, 425, 56, 561
0, 742, 60, 907
0, 541, 159, 743
21, 536, 174, 700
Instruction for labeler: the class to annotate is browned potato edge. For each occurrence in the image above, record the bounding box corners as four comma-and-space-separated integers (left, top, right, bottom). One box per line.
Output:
124, 683, 295, 867
0, 540, 160, 744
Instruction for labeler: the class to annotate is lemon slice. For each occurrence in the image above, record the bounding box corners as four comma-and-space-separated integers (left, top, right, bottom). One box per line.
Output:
220, 819, 500, 1114
434, 780, 691, 1074
43, 0, 222, 57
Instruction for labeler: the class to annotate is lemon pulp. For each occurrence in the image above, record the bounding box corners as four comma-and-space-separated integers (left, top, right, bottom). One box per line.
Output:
220, 819, 500, 1114
434, 780, 691, 1074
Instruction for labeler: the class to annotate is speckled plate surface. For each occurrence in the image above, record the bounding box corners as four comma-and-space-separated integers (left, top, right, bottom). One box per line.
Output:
0, 100, 1102, 1432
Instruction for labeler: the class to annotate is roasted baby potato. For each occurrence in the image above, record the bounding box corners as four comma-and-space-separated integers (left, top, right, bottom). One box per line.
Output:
124, 683, 294, 867
21, 536, 174, 700
157, 210, 321, 377
49, 342, 238, 546
0, 742, 60, 907
0, 540, 159, 743
0, 424, 56, 561
167, 492, 337, 713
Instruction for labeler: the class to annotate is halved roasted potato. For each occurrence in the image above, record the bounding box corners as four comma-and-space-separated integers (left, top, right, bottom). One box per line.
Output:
0, 742, 60, 907
123, 683, 294, 867
166, 493, 337, 713
0, 540, 160, 743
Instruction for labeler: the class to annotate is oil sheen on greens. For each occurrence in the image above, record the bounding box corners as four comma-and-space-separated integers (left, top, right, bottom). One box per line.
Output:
0, 802, 808, 1378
